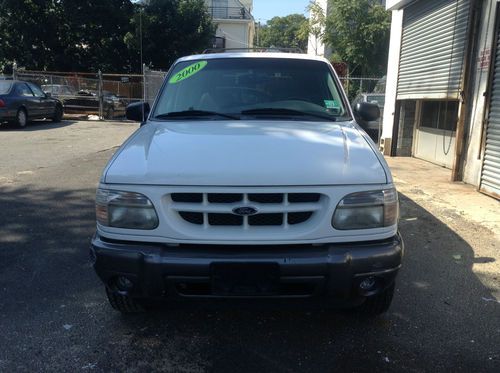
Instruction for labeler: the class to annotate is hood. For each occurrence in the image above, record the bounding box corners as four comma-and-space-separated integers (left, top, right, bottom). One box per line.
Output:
104, 120, 387, 186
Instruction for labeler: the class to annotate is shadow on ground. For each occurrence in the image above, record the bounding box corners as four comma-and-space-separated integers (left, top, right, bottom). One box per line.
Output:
0, 186, 498, 372
0, 119, 78, 131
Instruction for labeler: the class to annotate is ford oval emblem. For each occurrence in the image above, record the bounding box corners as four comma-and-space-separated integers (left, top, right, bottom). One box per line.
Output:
232, 206, 258, 216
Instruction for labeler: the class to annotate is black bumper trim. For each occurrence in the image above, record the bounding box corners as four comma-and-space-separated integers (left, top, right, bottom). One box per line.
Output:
91, 233, 403, 301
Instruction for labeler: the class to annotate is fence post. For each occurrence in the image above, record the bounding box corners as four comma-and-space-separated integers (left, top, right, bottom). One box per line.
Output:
12, 62, 17, 80
143, 63, 147, 103
98, 70, 103, 120
142, 63, 148, 122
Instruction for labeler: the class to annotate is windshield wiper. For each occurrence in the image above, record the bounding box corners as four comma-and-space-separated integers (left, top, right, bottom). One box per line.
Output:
241, 108, 336, 121
154, 110, 240, 120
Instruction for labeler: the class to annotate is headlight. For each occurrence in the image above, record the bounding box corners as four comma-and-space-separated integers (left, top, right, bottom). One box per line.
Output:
96, 189, 159, 230
332, 189, 398, 230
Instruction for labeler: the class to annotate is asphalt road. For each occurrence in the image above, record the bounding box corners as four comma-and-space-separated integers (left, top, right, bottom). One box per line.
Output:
0, 120, 499, 372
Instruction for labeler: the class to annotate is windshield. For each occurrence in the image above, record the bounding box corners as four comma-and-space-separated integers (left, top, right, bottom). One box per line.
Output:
0, 81, 12, 94
152, 58, 349, 121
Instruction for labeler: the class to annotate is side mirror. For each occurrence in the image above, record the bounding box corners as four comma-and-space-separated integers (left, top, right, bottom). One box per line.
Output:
45, 92, 52, 97
354, 102, 380, 122
126, 101, 150, 122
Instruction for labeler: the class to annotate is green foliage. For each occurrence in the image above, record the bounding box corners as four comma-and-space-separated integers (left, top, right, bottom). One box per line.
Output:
125, 0, 215, 70
299, 1, 326, 55
0, 0, 64, 72
256, 14, 308, 52
0, 0, 216, 73
60, 0, 136, 72
324, 0, 391, 76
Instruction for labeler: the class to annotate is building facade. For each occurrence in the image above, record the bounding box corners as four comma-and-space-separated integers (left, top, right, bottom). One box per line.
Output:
205, 0, 255, 49
382, 0, 500, 199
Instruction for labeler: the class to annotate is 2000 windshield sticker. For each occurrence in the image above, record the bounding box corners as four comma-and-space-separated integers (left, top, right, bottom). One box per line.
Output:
169, 61, 208, 84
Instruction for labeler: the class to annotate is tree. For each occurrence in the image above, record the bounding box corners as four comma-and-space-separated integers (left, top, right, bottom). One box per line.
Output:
256, 14, 308, 52
125, 0, 215, 70
299, 1, 326, 56
0, 0, 215, 73
0, 0, 135, 72
0, 0, 63, 72
60, 0, 135, 72
324, 0, 390, 76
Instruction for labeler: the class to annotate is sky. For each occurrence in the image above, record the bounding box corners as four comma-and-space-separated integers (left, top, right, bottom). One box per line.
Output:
252, 0, 311, 23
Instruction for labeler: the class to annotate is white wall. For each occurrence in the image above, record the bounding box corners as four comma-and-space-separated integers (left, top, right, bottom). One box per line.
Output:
238, 0, 253, 11
462, 0, 498, 186
381, 9, 404, 140
216, 22, 251, 48
206, 0, 255, 49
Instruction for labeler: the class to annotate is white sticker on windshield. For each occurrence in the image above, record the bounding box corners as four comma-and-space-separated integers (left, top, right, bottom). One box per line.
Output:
324, 100, 339, 109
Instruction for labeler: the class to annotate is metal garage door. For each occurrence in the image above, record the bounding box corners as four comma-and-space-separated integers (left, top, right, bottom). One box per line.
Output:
397, 0, 471, 100
481, 21, 500, 199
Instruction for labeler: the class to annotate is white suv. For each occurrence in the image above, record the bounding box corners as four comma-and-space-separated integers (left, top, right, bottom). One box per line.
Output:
90, 53, 403, 316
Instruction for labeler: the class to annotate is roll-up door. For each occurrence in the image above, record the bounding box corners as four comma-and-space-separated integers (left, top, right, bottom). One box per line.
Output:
481, 21, 500, 199
397, 0, 471, 99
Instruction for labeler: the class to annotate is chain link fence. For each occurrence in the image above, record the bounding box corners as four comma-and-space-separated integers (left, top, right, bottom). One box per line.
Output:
12, 67, 147, 120
338, 77, 385, 102
143, 66, 167, 106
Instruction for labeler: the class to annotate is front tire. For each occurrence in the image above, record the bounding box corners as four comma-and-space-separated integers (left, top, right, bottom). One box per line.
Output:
16, 108, 28, 128
52, 105, 63, 122
356, 283, 395, 317
105, 287, 145, 313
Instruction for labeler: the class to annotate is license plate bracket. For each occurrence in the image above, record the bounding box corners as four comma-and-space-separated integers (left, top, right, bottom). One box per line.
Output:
211, 262, 280, 296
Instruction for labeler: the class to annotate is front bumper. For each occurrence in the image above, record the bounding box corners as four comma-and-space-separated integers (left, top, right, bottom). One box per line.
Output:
0, 109, 16, 122
91, 233, 403, 305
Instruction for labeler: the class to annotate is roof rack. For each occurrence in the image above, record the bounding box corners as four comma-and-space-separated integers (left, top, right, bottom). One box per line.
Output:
202, 47, 304, 54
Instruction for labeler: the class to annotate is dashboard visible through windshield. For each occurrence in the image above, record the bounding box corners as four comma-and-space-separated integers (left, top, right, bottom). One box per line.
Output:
152, 57, 350, 122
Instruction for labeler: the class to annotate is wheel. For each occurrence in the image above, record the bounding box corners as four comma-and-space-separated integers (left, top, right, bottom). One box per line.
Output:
356, 283, 395, 316
52, 105, 63, 122
105, 287, 145, 313
15, 108, 28, 128
105, 107, 114, 120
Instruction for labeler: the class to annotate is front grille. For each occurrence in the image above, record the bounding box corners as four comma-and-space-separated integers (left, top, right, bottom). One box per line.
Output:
208, 193, 242, 203
249, 213, 283, 226
288, 212, 313, 225
179, 212, 204, 225
170, 192, 323, 228
208, 213, 242, 226
172, 193, 203, 203
249, 193, 284, 204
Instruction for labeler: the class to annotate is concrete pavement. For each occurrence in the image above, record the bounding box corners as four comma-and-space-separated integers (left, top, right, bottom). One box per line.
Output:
0, 120, 498, 372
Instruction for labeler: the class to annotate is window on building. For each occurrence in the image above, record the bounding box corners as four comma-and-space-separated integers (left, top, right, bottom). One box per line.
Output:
420, 100, 459, 131
395, 100, 417, 157
213, 36, 226, 49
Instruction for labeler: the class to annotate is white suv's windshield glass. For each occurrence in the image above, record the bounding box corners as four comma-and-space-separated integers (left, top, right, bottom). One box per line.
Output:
152, 57, 349, 121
